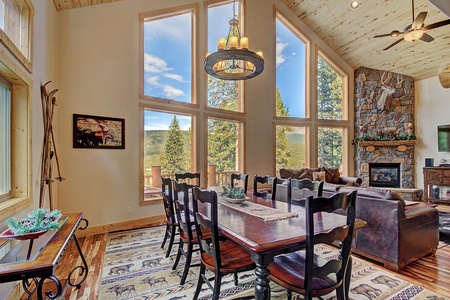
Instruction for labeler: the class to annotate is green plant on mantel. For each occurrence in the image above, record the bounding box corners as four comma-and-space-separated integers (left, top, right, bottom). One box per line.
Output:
221, 186, 247, 199
353, 134, 416, 145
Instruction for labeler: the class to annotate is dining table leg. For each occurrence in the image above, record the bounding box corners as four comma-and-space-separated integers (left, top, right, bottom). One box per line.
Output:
254, 262, 271, 299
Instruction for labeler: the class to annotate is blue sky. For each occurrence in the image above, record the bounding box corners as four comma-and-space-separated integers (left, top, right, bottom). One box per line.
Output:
143, 2, 305, 130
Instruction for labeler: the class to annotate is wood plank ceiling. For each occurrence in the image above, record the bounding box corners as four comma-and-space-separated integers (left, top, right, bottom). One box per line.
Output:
53, 0, 450, 80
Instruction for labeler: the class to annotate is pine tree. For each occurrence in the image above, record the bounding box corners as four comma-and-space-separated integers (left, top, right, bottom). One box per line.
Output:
275, 87, 292, 169
160, 116, 188, 173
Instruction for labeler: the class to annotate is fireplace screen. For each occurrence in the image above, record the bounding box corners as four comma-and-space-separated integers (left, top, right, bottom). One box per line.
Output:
369, 163, 400, 188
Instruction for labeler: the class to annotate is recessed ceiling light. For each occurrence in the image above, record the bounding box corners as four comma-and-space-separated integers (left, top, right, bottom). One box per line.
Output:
351, 1, 360, 9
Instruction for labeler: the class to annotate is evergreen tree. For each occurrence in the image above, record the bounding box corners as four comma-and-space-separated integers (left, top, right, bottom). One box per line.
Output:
317, 58, 343, 168
275, 87, 292, 169
159, 116, 188, 173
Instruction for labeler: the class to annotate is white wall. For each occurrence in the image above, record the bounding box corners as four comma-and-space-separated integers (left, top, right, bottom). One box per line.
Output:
55, 0, 353, 228
415, 76, 450, 190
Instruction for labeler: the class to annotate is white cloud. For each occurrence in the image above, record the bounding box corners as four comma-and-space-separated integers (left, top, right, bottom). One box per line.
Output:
144, 53, 172, 73
276, 37, 288, 67
145, 123, 169, 131
147, 76, 160, 86
163, 85, 185, 98
181, 124, 191, 131
164, 73, 185, 82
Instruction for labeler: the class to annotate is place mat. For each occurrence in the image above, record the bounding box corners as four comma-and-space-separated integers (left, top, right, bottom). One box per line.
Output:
218, 197, 298, 222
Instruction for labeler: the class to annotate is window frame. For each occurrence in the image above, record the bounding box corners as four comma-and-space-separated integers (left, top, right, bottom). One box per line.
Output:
139, 4, 198, 108
139, 103, 199, 206
0, 0, 34, 73
0, 51, 32, 221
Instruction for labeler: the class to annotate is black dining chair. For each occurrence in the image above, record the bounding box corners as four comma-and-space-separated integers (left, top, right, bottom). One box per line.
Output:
172, 180, 202, 285
253, 175, 278, 200
287, 178, 324, 206
160, 176, 179, 258
191, 187, 255, 300
175, 172, 200, 187
230, 173, 249, 194
268, 190, 357, 300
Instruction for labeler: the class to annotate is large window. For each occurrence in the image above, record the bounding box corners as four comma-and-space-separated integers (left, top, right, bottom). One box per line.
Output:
275, 14, 307, 118
206, 1, 241, 112
140, 108, 194, 204
0, 80, 11, 202
274, 10, 349, 173
0, 0, 33, 72
140, 6, 193, 103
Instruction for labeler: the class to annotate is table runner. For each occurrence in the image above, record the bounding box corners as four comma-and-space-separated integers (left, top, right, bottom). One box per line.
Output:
218, 197, 298, 222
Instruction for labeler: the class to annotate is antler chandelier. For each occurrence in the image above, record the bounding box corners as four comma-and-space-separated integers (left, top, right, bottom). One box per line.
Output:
204, 1, 264, 80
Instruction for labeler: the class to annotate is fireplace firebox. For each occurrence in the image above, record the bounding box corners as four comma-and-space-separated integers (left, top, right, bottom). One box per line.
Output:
369, 163, 401, 188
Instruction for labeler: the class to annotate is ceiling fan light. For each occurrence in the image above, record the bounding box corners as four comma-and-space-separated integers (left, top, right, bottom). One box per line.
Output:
350, 1, 360, 9
404, 29, 424, 41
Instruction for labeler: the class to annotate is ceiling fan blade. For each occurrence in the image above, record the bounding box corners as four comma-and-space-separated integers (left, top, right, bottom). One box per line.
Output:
413, 11, 427, 29
374, 33, 394, 38
424, 19, 450, 30
383, 38, 404, 51
420, 33, 434, 42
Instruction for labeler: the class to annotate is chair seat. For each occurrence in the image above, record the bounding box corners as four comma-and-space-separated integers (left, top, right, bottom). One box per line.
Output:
166, 215, 179, 226
269, 250, 339, 295
180, 227, 212, 244
201, 240, 255, 273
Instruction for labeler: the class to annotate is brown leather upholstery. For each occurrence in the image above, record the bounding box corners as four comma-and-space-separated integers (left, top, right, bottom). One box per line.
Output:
322, 185, 439, 271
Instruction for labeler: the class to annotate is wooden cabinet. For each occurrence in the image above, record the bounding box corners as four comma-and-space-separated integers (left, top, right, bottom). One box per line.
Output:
423, 167, 450, 203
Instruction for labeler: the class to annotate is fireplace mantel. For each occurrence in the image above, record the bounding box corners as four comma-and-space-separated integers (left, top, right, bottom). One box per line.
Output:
357, 140, 416, 147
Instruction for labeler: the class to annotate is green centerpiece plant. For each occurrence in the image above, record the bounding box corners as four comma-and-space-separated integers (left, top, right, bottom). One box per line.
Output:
221, 186, 246, 199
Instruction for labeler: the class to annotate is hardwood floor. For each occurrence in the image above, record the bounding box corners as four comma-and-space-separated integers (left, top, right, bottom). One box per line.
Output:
19, 204, 450, 299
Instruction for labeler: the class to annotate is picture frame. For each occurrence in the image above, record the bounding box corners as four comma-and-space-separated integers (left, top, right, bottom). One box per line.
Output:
73, 114, 125, 149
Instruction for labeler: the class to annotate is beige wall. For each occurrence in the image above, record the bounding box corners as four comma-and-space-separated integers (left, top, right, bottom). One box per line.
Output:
54, 0, 354, 228
415, 76, 450, 190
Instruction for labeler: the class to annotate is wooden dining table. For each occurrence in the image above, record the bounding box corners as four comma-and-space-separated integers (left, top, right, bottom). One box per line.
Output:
196, 193, 367, 300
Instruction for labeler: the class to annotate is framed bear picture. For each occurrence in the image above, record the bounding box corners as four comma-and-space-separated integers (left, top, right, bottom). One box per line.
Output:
73, 114, 125, 149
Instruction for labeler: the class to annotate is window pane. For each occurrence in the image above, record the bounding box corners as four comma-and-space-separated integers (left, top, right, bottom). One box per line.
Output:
318, 56, 343, 120
143, 110, 192, 199
276, 125, 306, 170
143, 12, 192, 102
318, 127, 343, 169
208, 118, 241, 186
207, 2, 239, 111
0, 82, 11, 199
276, 17, 306, 118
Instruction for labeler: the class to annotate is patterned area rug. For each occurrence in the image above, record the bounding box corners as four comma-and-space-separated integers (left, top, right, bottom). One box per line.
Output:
439, 211, 450, 245
99, 226, 449, 300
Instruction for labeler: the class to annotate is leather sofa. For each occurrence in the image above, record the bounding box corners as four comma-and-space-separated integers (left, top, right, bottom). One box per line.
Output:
276, 168, 439, 271
322, 184, 439, 272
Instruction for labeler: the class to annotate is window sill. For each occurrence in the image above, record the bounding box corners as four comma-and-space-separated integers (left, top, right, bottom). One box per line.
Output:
0, 197, 32, 221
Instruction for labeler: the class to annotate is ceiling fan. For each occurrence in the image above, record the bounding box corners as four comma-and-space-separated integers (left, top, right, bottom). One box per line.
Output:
373, 0, 450, 50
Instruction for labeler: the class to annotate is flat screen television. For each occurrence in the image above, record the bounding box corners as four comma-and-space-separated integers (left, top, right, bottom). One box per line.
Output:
438, 125, 450, 152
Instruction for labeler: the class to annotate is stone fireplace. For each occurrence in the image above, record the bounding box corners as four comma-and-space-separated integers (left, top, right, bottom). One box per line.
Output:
354, 67, 415, 188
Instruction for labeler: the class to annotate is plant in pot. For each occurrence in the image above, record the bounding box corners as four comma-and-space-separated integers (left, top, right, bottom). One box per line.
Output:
221, 186, 248, 204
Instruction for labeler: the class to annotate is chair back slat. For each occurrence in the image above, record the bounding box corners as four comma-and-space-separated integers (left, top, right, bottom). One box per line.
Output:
161, 176, 175, 224
304, 190, 357, 293
231, 173, 249, 194
192, 187, 221, 267
253, 175, 278, 200
175, 172, 200, 187
288, 178, 324, 205
173, 180, 193, 240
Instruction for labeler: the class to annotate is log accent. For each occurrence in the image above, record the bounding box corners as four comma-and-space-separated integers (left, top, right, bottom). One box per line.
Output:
357, 140, 416, 147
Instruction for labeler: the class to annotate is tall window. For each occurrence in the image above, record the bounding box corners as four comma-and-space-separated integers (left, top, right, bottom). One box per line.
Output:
318, 127, 343, 169
0, 80, 11, 202
275, 125, 306, 170
318, 55, 344, 120
275, 14, 307, 118
206, 1, 241, 112
141, 8, 193, 103
207, 117, 244, 186
0, 0, 33, 72
141, 109, 193, 203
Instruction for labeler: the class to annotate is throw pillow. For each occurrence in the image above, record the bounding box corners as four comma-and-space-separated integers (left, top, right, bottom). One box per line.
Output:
346, 181, 360, 187
321, 167, 341, 184
312, 171, 326, 182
